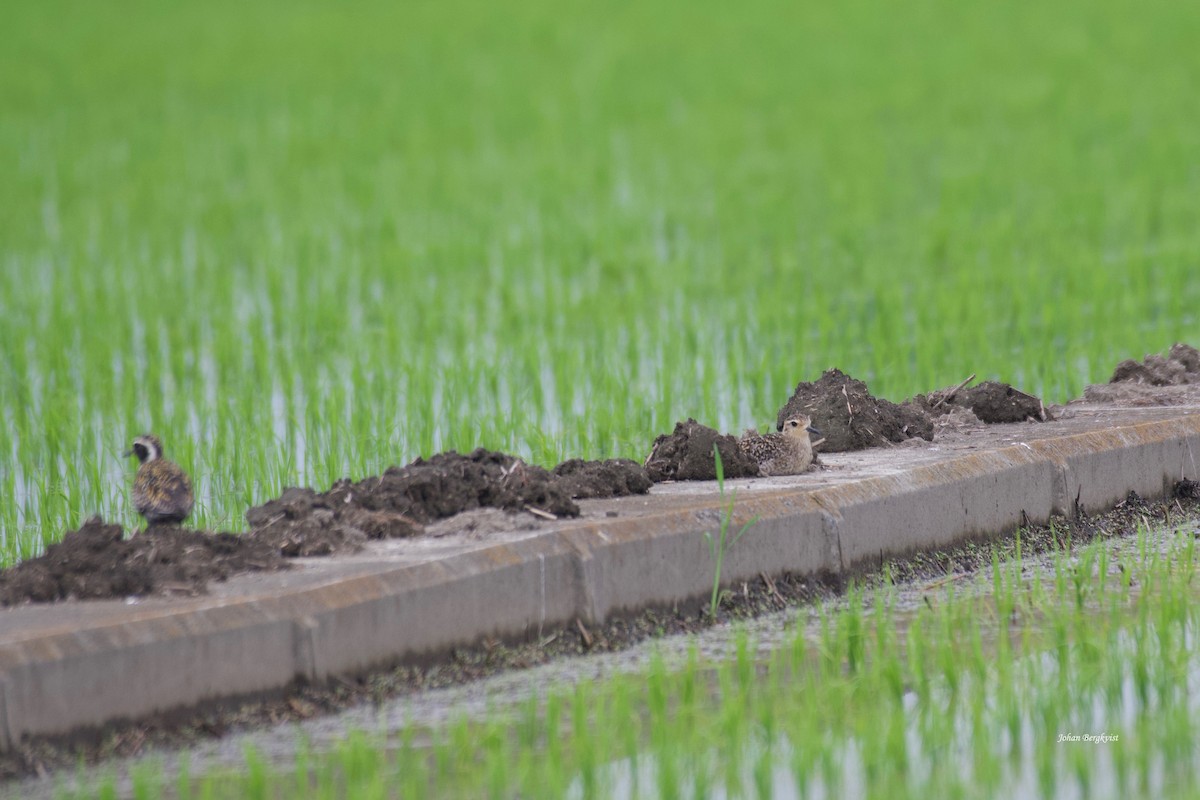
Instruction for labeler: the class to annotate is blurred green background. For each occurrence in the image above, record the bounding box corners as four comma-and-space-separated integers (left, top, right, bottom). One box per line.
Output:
2, 0, 1199, 556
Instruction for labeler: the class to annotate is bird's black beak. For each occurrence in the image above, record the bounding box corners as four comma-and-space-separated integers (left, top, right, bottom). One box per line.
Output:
122, 448, 134, 458
807, 425, 822, 437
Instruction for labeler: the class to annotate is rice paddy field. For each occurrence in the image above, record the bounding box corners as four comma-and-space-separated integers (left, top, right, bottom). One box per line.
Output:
4, 0, 1200, 560
6, 0, 1200, 796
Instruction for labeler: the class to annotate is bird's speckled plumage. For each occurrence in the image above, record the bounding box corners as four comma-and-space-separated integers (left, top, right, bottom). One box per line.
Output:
126, 434, 194, 525
739, 415, 821, 477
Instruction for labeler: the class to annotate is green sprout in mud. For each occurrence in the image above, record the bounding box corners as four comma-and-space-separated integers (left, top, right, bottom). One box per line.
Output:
702, 444, 759, 620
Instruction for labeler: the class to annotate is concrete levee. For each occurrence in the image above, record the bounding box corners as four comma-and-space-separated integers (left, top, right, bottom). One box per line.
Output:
2, 408, 1200, 748
0, 605, 299, 747
830, 448, 1059, 570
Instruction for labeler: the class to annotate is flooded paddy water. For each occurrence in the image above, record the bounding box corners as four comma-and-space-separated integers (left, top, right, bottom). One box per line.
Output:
18, 513, 1200, 799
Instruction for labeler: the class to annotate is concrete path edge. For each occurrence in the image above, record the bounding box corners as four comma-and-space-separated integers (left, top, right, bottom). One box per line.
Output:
2, 414, 1200, 748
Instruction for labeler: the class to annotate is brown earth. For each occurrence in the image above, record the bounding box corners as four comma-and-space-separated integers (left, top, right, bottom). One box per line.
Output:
552, 458, 653, 498
914, 379, 1049, 424
1110, 342, 1200, 385
776, 368, 935, 451
243, 450, 653, 556
1082, 343, 1200, 405
643, 418, 761, 481
959, 381, 1048, 423
0, 519, 285, 607
0, 451, 653, 605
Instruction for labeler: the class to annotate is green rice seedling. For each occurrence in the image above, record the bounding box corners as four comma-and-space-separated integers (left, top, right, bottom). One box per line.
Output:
571, 680, 600, 800
289, 739, 312, 797
129, 761, 164, 800
239, 745, 270, 800
702, 446, 759, 620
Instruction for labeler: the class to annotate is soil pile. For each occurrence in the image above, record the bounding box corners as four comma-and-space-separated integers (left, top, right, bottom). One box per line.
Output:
0, 518, 285, 606
1082, 343, 1200, 405
958, 382, 1048, 423
776, 369, 934, 451
644, 418, 760, 481
552, 459, 652, 498
244, 487, 422, 557
245, 449, 582, 554
1110, 343, 1200, 385
916, 380, 1048, 424
1175, 478, 1200, 500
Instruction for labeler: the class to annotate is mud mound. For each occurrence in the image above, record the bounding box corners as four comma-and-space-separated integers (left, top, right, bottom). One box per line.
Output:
245, 486, 428, 556
958, 381, 1048, 423
776, 369, 934, 452
369, 449, 579, 520
245, 488, 391, 557
552, 459, 653, 498
644, 419, 760, 482
245, 449, 580, 551
0, 518, 285, 606
1109, 343, 1200, 386
1175, 479, 1200, 500
1081, 343, 1200, 406
917, 380, 1048, 424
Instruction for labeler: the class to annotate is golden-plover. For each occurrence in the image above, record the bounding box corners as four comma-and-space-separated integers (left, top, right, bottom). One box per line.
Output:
739, 415, 821, 477
124, 433, 194, 525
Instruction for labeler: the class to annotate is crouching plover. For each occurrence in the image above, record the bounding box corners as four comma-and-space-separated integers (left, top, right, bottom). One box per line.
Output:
739, 415, 821, 477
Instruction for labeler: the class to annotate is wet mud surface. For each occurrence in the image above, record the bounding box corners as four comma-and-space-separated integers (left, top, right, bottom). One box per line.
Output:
0, 519, 284, 607
643, 418, 761, 481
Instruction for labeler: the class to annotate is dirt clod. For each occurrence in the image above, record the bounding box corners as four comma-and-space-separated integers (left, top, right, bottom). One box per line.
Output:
1081, 343, 1200, 405
552, 459, 653, 498
1110, 343, 1200, 386
776, 369, 934, 452
643, 419, 761, 482
1175, 479, 1200, 500
244, 449, 580, 553
911, 378, 1048, 425
0, 518, 286, 606
955, 381, 1048, 423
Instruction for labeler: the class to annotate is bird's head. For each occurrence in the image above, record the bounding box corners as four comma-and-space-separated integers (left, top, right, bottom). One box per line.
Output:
781, 415, 821, 441
124, 433, 164, 464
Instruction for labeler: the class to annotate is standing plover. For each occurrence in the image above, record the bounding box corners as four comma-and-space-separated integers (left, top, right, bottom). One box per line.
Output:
125, 434, 194, 525
739, 415, 822, 477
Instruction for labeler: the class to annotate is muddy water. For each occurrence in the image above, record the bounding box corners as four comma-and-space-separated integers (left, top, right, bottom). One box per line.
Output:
9, 524, 1192, 799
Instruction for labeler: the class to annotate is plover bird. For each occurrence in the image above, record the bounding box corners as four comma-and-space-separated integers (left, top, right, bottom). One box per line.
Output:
124, 434, 194, 525
739, 415, 822, 477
